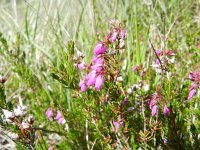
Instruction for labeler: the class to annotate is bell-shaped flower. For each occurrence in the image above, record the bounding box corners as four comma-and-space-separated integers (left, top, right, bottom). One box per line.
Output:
77, 62, 86, 71
188, 89, 196, 100
163, 105, 170, 116
79, 80, 87, 92
45, 108, 53, 120
95, 75, 104, 91
86, 71, 97, 86
151, 105, 158, 116
113, 121, 120, 133
111, 32, 118, 43
55, 111, 62, 120
93, 42, 107, 55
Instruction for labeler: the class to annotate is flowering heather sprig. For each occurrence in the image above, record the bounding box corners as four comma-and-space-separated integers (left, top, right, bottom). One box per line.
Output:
188, 71, 200, 100
55, 111, 66, 125
146, 93, 170, 116
78, 19, 126, 92
45, 108, 66, 125
152, 50, 175, 74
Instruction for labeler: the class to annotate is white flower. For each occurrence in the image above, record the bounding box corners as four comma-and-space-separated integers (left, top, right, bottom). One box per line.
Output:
22, 121, 30, 129
116, 76, 123, 82
143, 84, 149, 92
119, 39, 125, 48
14, 105, 26, 117
127, 88, 133, 94
7, 132, 19, 140
2, 109, 15, 120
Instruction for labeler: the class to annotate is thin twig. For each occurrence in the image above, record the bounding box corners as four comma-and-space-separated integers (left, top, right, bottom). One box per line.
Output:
149, 39, 164, 71
165, 17, 178, 41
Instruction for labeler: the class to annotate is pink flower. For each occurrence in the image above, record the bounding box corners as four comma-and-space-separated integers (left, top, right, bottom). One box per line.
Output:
113, 121, 120, 133
166, 50, 175, 56
79, 80, 88, 92
188, 89, 196, 100
151, 105, 158, 116
45, 108, 53, 119
120, 29, 126, 39
132, 66, 139, 72
77, 62, 86, 71
58, 117, 64, 125
48, 146, 54, 150
55, 111, 62, 120
111, 32, 118, 43
93, 42, 107, 55
91, 64, 103, 72
86, 71, 97, 86
163, 105, 170, 116
95, 75, 104, 91
155, 50, 162, 57
81, 84, 87, 92
140, 70, 145, 77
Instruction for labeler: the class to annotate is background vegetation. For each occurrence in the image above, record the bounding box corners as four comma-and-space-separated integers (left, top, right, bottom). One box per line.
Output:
0, 0, 200, 149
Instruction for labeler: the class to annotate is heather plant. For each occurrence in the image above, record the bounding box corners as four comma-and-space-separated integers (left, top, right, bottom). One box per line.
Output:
0, 0, 200, 150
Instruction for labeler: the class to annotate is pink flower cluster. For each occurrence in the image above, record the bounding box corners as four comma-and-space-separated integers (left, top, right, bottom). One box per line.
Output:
45, 108, 66, 125
78, 19, 126, 92
152, 50, 175, 74
188, 72, 200, 100
147, 93, 170, 117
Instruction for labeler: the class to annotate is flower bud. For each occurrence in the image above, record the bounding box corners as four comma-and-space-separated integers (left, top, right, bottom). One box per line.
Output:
93, 42, 107, 55
163, 105, 170, 116
45, 108, 53, 120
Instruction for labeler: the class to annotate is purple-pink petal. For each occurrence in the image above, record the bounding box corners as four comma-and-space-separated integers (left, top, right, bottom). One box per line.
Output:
45, 108, 53, 119
166, 50, 175, 56
163, 105, 170, 116
81, 84, 87, 92
93, 42, 107, 55
120, 29, 126, 39
58, 117, 64, 125
132, 66, 139, 72
113, 121, 120, 133
111, 32, 118, 43
55, 111, 62, 120
79, 80, 85, 87
77, 63, 85, 71
151, 105, 158, 116
91, 64, 103, 72
140, 70, 145, 77
188, 89, 196, 100
95, 75, 104, 91
155, 50, 162, 56
86, 72, 97, 86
